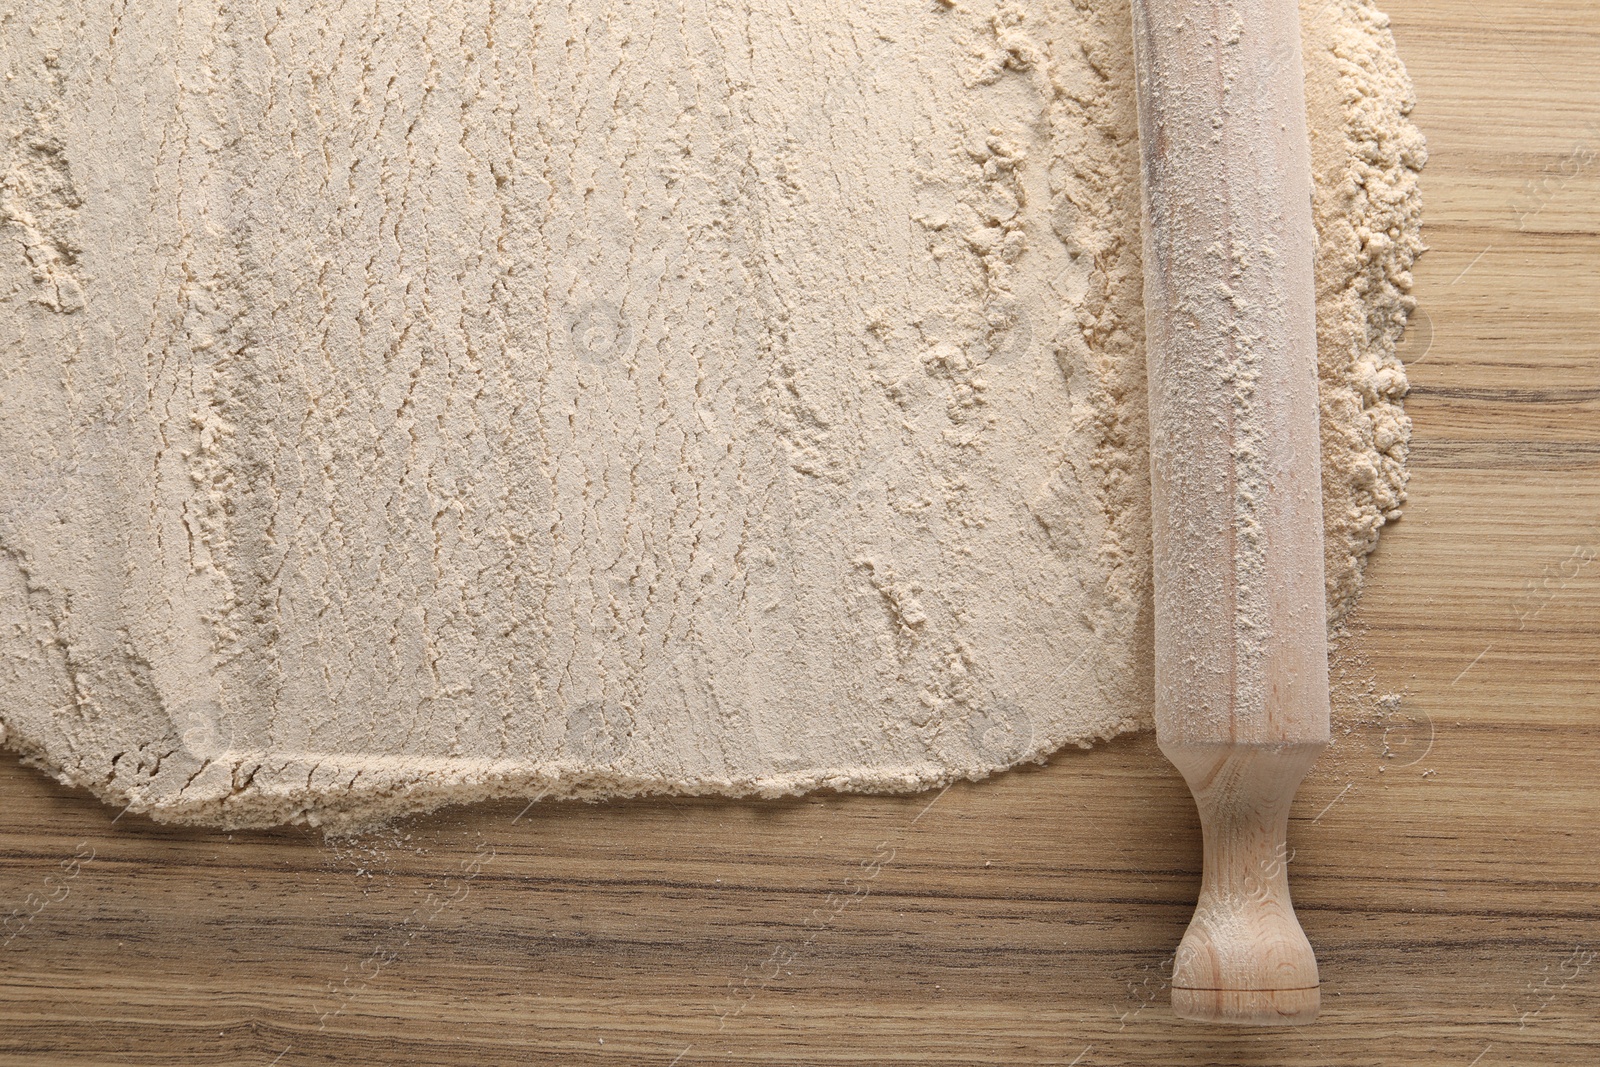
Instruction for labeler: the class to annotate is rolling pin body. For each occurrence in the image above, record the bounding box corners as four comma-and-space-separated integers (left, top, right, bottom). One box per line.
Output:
1129, 0, 1331, 1026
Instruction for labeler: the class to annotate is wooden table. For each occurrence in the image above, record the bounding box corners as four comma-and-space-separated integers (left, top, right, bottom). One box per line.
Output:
3, 1, 1596, 1062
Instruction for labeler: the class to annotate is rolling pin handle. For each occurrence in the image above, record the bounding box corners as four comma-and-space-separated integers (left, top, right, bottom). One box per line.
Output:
1161, 740, 1325, 1026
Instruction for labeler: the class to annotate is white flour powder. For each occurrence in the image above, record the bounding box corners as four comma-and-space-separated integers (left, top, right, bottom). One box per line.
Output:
0, 0, 1423, 828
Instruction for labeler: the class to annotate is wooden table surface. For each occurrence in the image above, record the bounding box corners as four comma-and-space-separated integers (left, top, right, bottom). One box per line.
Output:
3, 0, 1597, 1063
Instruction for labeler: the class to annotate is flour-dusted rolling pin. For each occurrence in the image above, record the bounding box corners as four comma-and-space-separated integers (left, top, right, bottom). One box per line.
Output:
1129, 0, 1331, 1025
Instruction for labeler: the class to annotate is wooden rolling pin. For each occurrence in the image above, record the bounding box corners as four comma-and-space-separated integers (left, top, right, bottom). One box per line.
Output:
1129, 0, 1331, 1026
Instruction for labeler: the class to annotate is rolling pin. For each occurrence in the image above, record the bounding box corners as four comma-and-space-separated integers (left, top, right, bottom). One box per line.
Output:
1129, 0, 1331, 1025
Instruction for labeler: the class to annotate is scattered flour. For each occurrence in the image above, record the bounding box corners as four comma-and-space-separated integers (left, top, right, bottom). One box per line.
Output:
0, 0, 1423, 828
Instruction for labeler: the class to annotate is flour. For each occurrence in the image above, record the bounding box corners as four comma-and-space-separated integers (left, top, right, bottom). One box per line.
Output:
0, 0, 1424, 828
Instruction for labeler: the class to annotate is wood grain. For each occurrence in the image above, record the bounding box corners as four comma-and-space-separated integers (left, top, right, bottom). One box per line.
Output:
3, 0, 1598, 1063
